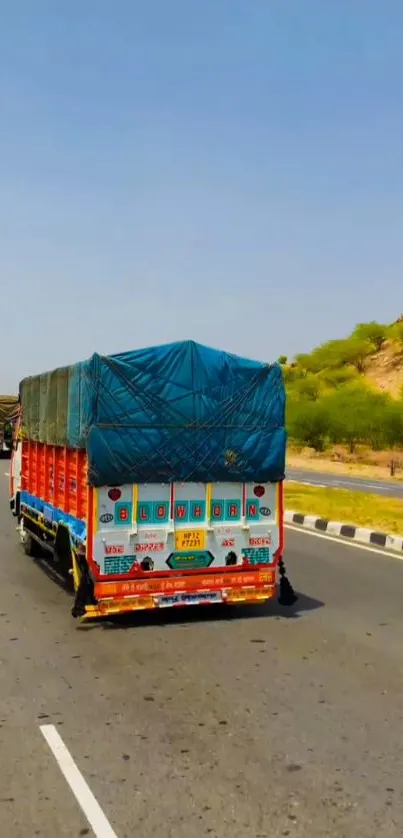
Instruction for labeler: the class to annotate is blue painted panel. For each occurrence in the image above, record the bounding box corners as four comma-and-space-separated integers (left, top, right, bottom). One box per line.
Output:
246, 499, 260, 521
153, 501, 170, 524
241, 547, 271, 565
210, 500, 224, 522
114, 501, 132, 527
225, 499, 241, 521
137, 501, 153, 524
189, 500, 206, 523
104, 556, 136, 575
20, 491, 86, 543
174, 500, 189, 522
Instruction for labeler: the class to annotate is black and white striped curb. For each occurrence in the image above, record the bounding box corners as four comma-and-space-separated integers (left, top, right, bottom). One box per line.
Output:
285, 510, 403, 554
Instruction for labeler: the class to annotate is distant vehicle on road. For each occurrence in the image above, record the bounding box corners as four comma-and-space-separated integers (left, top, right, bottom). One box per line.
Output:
0, 395, 18, 455
10, 342, 295, 621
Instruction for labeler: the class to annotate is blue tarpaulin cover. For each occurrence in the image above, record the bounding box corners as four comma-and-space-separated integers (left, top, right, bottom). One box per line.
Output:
22, 341, 286, 487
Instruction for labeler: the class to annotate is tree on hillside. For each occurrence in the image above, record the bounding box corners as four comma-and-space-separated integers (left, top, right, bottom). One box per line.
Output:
293, 352, 317, 373
312, 340, 348, 370
295, 341, 349, 373
382, 402, 403, 448
287, 400, 331, 452
352, 321, 388, 350
341, 338, 373, 372
305, 338, 372, 373
277, 355, 288, 365
325, 382, 392, 452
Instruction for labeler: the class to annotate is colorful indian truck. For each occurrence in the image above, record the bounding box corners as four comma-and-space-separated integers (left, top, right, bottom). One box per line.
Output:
0, 395, 18, 454
10, 341, 294, 620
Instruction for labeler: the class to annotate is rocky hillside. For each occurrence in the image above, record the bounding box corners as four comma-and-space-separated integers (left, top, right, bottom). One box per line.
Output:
364, 342, 403, 397
282, 318, 403, 398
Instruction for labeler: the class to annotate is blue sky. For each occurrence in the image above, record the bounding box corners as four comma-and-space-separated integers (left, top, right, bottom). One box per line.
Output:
1, 1, 402, 390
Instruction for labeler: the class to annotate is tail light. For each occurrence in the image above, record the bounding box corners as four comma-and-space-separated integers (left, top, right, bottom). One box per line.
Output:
108, 488, 122, 502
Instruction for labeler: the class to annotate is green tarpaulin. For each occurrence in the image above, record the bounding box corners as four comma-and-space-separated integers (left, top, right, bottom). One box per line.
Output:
21, 369, 70, 446
0, 396, 18, 425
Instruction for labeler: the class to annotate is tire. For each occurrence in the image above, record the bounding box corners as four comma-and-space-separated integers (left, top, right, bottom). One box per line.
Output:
23, 534, 45, 559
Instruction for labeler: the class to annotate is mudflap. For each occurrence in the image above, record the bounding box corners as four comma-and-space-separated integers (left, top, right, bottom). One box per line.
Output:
71, 552, 98, 619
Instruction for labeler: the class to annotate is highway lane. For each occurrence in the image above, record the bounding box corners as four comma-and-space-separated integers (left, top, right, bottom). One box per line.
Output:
287, 466, 403, 497
2, 475, 403, 836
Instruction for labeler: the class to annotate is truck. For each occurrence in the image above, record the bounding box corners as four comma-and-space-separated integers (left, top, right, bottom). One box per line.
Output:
0, 395, 18, 455
10, 340, 295, 621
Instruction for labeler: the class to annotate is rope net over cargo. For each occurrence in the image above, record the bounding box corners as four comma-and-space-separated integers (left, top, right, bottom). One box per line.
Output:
20, 340, 286, 486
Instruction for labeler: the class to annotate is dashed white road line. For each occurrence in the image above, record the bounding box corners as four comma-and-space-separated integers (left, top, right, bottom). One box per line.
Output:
40, 724, 119, 838
285, 524, 403, 560
287, 479, 327, 488
4, 471, 9, 477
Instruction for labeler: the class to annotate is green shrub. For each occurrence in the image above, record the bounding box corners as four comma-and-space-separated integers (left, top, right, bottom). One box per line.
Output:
295, 337, 371, 374
287, 400, 331, 452
352, 321, 388, 350
389, 322, 403, 346
340, 338, 373, 372
382, 403, 403, 448
308, 340, 348, 371
317, 366, 358, 389
293, 374, 322, 402
294, 352, 318, 373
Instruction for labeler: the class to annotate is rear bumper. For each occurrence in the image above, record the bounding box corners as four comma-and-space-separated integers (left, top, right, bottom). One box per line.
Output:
86, 568, 276, 618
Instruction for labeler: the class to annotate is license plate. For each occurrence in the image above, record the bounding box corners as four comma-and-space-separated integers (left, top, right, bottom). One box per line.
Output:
175, 529, 206, 551
158, 591, 222, 607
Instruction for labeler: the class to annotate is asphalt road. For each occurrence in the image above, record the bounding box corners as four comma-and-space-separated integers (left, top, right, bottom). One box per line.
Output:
2, 475, 403, 837
287, 467, 403, 498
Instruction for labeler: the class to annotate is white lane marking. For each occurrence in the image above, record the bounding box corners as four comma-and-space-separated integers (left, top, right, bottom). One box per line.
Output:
40, 725, 119, 838
287, 479, 327, 488
4, 472, 9, 477
285, 524, 403, 560
331, 480, 395, 493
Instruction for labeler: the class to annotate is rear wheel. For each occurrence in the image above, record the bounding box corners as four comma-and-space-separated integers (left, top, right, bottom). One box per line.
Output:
23, 533, 45, 558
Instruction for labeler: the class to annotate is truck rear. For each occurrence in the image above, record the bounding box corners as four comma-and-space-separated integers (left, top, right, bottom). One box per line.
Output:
0, 395, 18, 454
10, 341, 293, 620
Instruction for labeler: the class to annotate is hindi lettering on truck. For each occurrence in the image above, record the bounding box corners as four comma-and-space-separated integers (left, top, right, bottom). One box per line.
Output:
10, 341, 296, 621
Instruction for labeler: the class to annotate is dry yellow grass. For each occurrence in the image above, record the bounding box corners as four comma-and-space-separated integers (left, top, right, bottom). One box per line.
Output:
285, 482, 403, 535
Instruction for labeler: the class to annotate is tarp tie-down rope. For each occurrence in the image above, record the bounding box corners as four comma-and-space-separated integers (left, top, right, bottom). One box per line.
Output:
19, 341, 286, 486
94, 356, 278, 482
